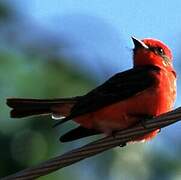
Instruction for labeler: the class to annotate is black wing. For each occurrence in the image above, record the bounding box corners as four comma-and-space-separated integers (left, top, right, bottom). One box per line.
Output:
57, 65, 160, 141
55, 65, 160, 126
69, 65, 160, 117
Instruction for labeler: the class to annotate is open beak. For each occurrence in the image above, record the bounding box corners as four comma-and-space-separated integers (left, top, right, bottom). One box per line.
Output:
132, 37, 149, 49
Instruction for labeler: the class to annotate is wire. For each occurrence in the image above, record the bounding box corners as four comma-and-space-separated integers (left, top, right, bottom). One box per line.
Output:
2, 107, 181, 180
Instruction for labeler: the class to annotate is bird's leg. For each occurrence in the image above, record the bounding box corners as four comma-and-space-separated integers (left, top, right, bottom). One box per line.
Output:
119, 142, 127, 147
133, 114, 155, 129
139, 114, 161, 133
110, 114, 155, 147
140, 119, 147, 129
111, 130, 127, 147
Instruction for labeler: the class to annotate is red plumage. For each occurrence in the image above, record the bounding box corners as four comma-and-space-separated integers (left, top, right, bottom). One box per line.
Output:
6, 37, 177, 143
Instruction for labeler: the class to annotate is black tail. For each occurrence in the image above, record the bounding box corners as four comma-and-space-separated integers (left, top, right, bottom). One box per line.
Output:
6, 98, 76, 118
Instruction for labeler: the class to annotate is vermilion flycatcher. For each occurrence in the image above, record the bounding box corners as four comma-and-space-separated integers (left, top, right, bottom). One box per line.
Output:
7, 37, 177, 143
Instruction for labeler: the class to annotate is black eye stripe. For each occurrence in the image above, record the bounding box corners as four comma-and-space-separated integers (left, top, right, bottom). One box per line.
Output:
148, 46, 165, 55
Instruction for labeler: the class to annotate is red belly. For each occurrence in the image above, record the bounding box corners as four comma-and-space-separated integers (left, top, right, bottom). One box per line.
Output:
75, 70, 176, 141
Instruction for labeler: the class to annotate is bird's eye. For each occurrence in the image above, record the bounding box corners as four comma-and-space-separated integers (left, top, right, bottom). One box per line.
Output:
157, 47, 164, 55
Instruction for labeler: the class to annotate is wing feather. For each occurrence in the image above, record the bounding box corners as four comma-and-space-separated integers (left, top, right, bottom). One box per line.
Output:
55, 65, 160, 126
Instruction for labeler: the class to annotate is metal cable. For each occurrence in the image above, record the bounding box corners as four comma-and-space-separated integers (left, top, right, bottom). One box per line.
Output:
2, 107, 181, 180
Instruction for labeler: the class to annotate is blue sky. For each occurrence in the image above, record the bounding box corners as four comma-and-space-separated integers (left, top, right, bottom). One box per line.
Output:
13, 0, 181, 134
18, 0, 181, 41
16, 1, 181, 64
17, 0, 181, 97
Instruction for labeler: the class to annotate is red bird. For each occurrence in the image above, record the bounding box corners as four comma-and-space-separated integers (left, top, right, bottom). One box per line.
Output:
7, 37, 177, 143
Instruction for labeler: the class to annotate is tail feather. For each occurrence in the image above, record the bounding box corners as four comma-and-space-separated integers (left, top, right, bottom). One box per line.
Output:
6, 98, 76, 118
10, 108, 51, 118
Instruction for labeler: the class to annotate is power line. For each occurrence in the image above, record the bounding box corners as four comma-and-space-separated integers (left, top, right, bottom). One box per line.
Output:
2, 107, 181, 180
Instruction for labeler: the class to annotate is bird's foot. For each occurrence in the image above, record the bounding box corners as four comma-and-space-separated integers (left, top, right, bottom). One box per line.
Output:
140, 119, 147, 129
139, 115, 155, 129
111, 131, 127, 148
119, 142, 127, 147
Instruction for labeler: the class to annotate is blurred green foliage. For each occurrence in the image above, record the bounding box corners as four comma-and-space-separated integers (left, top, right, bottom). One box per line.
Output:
0, 2, 12, 20
0, 50, 97, 178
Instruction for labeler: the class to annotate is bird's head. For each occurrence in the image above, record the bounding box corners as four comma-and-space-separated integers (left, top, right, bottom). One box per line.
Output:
132, 37, 173, 70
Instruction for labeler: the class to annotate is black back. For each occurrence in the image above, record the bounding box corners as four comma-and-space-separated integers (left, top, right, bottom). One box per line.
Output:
68, 65, 160, 119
